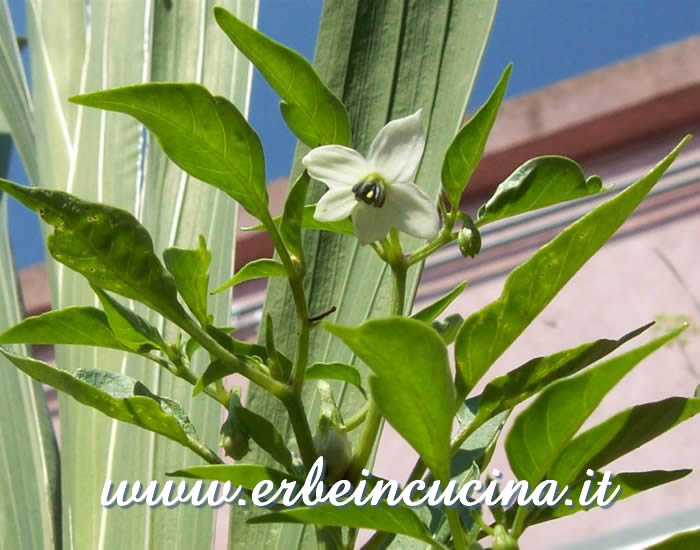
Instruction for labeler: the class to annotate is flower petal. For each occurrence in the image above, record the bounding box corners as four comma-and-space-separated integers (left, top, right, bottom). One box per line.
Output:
313, 188, 357, 222
386, 183, 439, 241
351, 203, 394, 245
302, 145, 369, 189
367, 109, 426, 183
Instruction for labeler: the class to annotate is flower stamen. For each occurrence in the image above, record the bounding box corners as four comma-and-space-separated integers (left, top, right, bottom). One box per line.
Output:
352, 178, 386, 208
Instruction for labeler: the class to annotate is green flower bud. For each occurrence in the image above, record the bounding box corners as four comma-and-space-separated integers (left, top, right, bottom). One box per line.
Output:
458, 214, 481, 258
492, 525, 519, 550
219, 390, 250, 460
314, 381, 353, 481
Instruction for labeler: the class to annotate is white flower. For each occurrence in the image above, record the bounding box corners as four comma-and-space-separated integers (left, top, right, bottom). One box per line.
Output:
302, 109, 440, 245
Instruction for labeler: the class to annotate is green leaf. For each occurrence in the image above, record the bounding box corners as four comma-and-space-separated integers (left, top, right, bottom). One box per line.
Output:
249, 504, 439, 548
326, 317, 455, 481
193, 361, 232, 396
441, 64, 511, 208
412, 282, 468, 323
454, 396, 509, 473
431, 313, 463, 345
280, 171, 311, 262
454, 136, 690, 396
164, 235, 212, 326
0, 349, 219, 463
234, 406, 294, 472
171, 463, 297, 490
504, 326, 686, 486
0, 306, 127, 350
91, 286, 166, 353
212, 258, 287, 294
242, 204, 354, 236
473, 322, 653, 427
645, 528, 700, 549
213, 7, 351, 148
0, 178, 188, 323
550, 396, 700, 487
529, 469, 691, 525
476, 156, 604, 226
70, 83, 268, 219
305, 362, 366, 397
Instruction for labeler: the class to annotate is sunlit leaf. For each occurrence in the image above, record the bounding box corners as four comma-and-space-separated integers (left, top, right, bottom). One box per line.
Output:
280, 171, 311, 263
164, 235, 212, 326
441, 64, 511, 209
212, 258, 287, 294
214, 7, 350, 148
412, 282, 468, 324
305, 362, 366, 397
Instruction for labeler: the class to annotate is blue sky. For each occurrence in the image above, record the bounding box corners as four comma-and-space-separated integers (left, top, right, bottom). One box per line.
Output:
6, 0, 700, 268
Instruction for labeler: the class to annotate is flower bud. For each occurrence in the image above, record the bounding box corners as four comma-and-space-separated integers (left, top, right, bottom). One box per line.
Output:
492, 525, 519, 550
458, 214, 481, 258
219, 390, 250, 460
314, 381, 353, 481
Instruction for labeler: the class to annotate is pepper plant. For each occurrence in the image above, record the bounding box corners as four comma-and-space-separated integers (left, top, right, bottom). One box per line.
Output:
1, 2, 698, 549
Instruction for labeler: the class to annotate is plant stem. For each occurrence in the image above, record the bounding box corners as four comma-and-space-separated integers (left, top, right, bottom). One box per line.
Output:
346, 400, 381, 482
446, 507, 468, 550
510, 507, 528, 538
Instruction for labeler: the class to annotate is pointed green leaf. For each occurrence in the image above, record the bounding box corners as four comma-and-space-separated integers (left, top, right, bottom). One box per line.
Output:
193, 361, 233, 397
305, 362, 366, 397
213, 258, 287, 294
0, 178, 188, 323
234, 406, 294, 472
70, 83, 268, 219
326, 317, 455, 481
645, 528, 700, 549
454, 137, 690, 396
431, 313, 463, 345
454, 396, 508, 475
505, 326, 686, 486
0, 306, 127, 350
0, 349, 219, 463
242, 204, 354, 236
214, 7, 350, 148
550, 396, 700, 487
529, 469, 691, 525
249, 504, 439, 548
476, 156, 604, 226
412, 282, 468, 323
441, 64, 511, 208
171, 463, 297, 490
474, 322, 653, 426
164, 235, 212, 326
280, 171, 311, 262
92, 286, 166, 353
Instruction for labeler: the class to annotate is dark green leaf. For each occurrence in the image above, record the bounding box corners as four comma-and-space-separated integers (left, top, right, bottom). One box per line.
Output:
280, 171, 311, 263
454, 137, 690, 396
505, 326, 686, 486
193, 361, 232, 396
0, 348, 218, 463
171, 464, 296, 490
550, 396, 700, 487
206, 325, 268, 361
305, 362, 366, 397
70, 83, 268, 219
645, 528, 700, 549
91, 286, 166, 353
441, 64, 511, 208
477, 156, 603, 226
529, 470, 691, 525
0, 306, 126, 350
0, 179, 188, 323
249, 504, 437, 547
212, 258, 287, 294
214, 7, 350, 148
242, 204, 354, 236
412, 282, 468, 323
454, 396, 508, 473
473, 322, 653, 427
234, 406, 294, 472
164, 235, 212, 326
326, 317, 455, 481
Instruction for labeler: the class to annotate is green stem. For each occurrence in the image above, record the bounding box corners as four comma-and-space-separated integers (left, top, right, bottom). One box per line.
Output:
187, 438, 224, 465
472, 509, 495, 536
346, 399, 381, 482
510, 507, 528, 538
446, 507, 468, 550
